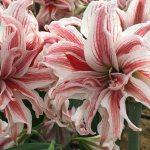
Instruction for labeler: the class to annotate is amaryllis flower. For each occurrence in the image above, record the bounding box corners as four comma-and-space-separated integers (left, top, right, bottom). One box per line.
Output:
34, 0, 92, 30
0, 0, 55, 140
43, 1, 150, 149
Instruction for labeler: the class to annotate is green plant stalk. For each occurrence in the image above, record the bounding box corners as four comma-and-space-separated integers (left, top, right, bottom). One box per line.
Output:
128, 101, 142, 150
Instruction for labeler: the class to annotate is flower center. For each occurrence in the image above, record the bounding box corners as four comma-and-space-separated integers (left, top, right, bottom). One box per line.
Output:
108, 67, 128, 91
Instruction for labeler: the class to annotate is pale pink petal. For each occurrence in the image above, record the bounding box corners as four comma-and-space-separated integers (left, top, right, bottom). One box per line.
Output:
72, 100, 90, 135
65, 52, 93, 71
97, 107, 117, 150
56, 17, 81, 27
46, 71, 102, 118
125, 0, 150, 27
118, 49, 150, 74
0, 80, 6, 95
1, 16, 25, 50
5, 79, 43, 117
4, 0, 38, 35
101, 90, 124, 139
84, 3, 120, 72
14, 32, 43, 77
1, 48, 21, 78
43, 55, 75, 77
116, 8, 126, 30
0, 136, 14, 150
136, 70, 150, 87
125, 77, 150, 108
18, 68, 56, 90
116, 35, 144, 57
81, 1, 103, 38
45, 41, 84, 57
47, 20, 84, 46
123, 21, 150, 38
42, 41, 92, 78
83, 89, 108, 134
13, 50, 37, 77
120, 92, 141, 131
97, 107, 109, 145
50, 83, 89, 112
5, 95, 32, 139
0, 84, 14, 110
43, 41, 92, 72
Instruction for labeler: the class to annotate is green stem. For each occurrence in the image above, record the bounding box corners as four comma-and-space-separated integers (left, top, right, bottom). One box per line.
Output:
128, 101, 142, 150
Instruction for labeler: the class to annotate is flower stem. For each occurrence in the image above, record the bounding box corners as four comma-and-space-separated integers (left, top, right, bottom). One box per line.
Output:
128, 101, 142, 150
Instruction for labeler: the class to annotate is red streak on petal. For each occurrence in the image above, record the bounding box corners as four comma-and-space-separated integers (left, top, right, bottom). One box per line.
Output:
66, 54, 93, 71
134, 0, 145, 24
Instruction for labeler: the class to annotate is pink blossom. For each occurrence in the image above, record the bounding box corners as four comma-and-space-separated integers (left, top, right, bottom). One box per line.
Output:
34, 0, 92, 30
0, 0, 55, 140
43, 1, 150, 149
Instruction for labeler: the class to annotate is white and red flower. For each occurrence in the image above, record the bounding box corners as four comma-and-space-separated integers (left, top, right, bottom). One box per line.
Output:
42, 1, 150, 149
0, 0, 55, 140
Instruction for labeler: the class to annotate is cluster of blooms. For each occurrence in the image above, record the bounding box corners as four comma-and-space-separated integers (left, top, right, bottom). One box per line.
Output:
0, 0, 150, 149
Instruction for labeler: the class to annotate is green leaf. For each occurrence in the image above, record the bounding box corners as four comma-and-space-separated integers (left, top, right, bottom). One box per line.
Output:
7, 143, 50, 150
48, 140, 55, 150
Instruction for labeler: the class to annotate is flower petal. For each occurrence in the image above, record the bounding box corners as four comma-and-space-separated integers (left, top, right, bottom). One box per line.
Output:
5, 79, 43, 117
42, 41, 91, 77
47, 19, 84, 46
1, 16, 25, 50
136, 70, 150, 87
84, 3, 120, 72
83, 89, 109, 135
116, 35, 144, 57
19, 68, 56, 90
4, 0, 38, 34
120, 93, 141, 131
123, 21, 150, 38
101, 90, 124, 139
125, 76, 150, 108
118, 49, 150, 74
81, 1, 103, 38
0, 83, 14, 110
5, 93, 32, 139
1, 48, 21, 78
125, 0, 150, 27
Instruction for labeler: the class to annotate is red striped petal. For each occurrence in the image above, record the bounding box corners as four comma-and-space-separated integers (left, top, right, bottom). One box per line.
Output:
84, 3, 120, 72
5, 79, 43, 117
125, 77, 150, 108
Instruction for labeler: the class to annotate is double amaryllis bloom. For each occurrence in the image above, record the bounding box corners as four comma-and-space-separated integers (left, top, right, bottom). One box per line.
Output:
0, 0, 55, 140
41, 0, 150, 149
34, 0, 92, 29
